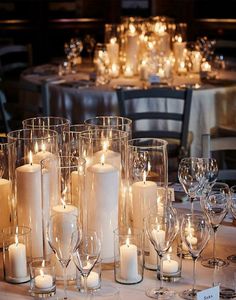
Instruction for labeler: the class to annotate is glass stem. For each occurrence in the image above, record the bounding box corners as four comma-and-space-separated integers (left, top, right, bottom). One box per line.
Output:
83, 275, 88, 294
63, 264, 68, 300
159, 254, 164, 290
192, 257, 197, 294
213, 227, 217, 261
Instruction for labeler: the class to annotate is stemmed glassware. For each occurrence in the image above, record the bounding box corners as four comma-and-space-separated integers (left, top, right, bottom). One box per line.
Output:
180, 214, 211, 300
201, 158, 218, 195
73, 231, 101, 294
47, 213, 81, 300
178, 157, 206, 213
227, 185, 236, 262
145, 207, 179, 299
200, 182, 230, 268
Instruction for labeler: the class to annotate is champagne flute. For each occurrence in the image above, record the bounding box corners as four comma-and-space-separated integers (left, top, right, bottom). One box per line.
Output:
180, 214, 211, 300
145, 207, 179, 299
227, 185, 236, 262
178, 157, 206, 213
47, 213, 81, 300
201, 182, 230, 268
73, 231, 101, 294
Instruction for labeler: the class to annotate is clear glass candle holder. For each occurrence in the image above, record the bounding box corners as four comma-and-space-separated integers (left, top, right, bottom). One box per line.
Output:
7, 128, 58, 259
29, 259, 56, 298
79, 129, 129, 266
114, 227, 144, 285
76, 258, 102, 292
0, 139, 15, 231
157, 238, 182, 282
2, 226, 31, 283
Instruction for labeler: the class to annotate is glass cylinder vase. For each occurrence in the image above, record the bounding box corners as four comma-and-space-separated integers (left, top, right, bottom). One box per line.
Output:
79, 129, 129, 265
7, 128, 58, 259
128, 138, 168, 270
114, 227, 144, 284
0, 139, 15, 231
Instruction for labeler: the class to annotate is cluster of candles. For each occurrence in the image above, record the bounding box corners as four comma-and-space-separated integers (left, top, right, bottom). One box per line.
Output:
94, 17, 212, 82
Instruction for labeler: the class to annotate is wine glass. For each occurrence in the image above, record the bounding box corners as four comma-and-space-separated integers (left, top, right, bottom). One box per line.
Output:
178, 157, 206, 213
47, 213, 81, 300
145, 206, 179, 299
201, 158, 218, 196
227, 185, 236, 262
180, 214, 211, 300
73, 231, 101, 294
200, 182, 230, 268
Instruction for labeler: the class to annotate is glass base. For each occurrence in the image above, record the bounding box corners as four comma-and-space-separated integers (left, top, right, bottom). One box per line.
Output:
220, 287, 236, 299
201, 257, 229, 268
146, 287, 175, 299
227, 254, 236, 263
179, 288, 200, 300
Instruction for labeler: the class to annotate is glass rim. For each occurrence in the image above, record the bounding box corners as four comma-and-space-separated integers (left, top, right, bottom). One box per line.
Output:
7, 128, 58, 141
84, 116, 132, 126
128, 138, 168, 149
58, 155, 86, 168
22, 116, 71, 128
113, 227, 143, 237
2, 225, 31, 237
79, 128, 129, 141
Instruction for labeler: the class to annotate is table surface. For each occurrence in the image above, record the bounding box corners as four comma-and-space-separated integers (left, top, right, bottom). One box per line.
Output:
1, 201, 236, 300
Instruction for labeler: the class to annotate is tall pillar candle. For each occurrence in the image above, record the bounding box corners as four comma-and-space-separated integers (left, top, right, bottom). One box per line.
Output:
126, 24, 139, 72
16, 155, 44, 258
0, 178, 11, 230
120, 238, 139, 281
87, 159, 119, 262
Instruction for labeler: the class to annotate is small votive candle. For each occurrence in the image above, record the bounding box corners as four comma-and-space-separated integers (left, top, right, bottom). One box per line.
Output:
124, 64, 134, 77
77, 259, 101, 292
201, 61, 211, 72
29, 259, 56, 298
110, 63, 120, 78
178, 61, 187, 75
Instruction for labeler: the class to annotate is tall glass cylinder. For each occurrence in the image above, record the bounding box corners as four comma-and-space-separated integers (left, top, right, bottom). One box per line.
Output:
128, 138, 168, 270
7, 128, 58, 259
41, 155, 85, 280
79, 129, 129, 265
0, 139, 15, 231
22, 116, 70, 156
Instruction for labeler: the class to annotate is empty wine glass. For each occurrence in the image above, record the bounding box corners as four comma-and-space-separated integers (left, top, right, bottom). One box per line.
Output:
178, 158, 206, 213
227, 185, 236, 262
47, 213, 81, 300
73, 231, 101, 294
201, 158, 218, 196
201, 182, 230, 268
145, 207, 179, 299
180, 214, 211, 300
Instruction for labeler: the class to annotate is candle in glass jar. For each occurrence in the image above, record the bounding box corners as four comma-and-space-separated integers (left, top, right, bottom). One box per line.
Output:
120, 237, 138, 281
162, 254, 179, 274
8, 234, 27, 279
35, 269, 53, 289
126, 24, 139, 71
81, 271, 100, 289
173, 36, 186, 61
33, 142, 54, 164
107, 37, 119, 65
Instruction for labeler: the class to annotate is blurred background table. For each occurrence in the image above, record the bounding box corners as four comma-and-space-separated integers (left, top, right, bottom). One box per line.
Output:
20, 63, 236, 157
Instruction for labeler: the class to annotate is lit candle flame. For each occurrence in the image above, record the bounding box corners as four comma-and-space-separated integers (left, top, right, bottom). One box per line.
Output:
41, 143, 46, 152
143, 171, 147, 184
167, 254, 171, 261
110, 37, 117, 44
42, 260, 45, 268
102, 140, 109, 152
61, 187, 67, 208
35, 142, 39, 153
129, 23, 136, 34
101, 154, 105, 165
15, 232, 19, 247
126, 237, 130, 247
40, 269, 44, 277
176, 36, 182, 43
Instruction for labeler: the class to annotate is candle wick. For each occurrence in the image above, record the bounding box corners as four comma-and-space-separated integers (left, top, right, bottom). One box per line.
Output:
63, 204, 66, 209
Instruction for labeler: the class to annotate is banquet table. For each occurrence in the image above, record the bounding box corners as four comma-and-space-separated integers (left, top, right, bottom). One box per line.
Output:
20, 63, 236, 157
0, 201, 236, 300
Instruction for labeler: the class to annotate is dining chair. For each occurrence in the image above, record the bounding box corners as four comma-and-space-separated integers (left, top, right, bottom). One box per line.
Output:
117, 87, 193, 180
202, 133, 236, 181
0, 89, 10, 133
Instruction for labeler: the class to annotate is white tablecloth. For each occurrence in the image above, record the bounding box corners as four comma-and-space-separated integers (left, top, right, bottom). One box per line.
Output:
21, 65, 236, 157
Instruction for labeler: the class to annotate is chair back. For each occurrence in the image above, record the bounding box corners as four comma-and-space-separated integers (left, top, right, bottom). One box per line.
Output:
0, 90, 10, 133
0, 44, 32, 78
117, 87, 192, 153
202, 133, 236, 181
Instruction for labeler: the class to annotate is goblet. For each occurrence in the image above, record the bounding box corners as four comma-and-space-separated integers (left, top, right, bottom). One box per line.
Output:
201, 158, 218, 196
227, 185, 236, 262
180, 214, 211, 300
73, 231, 101, 294
178, 157, 206, 213
145, 206, 179, 299
47, 213, 81, 300
201, 182, 230, 268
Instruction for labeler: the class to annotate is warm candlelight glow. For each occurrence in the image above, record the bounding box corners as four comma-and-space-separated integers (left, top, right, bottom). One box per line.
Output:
126, 237, 130, 247
35, 142, 39, 153
175, 35, 182, 43
143, 171, 147, 184
129, 23, 136, 34
102, 140, 109, 151
110, 37, 117, 44
28, 151, 33, 165
101, 154, 105, 165
15, 233, 19, 247
39, 268, 44, 277
41, 143, 46, 152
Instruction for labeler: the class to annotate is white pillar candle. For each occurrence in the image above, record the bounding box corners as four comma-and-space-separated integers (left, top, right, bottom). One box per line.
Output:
16, 152, 45, 258
8, 235, 27, 278
120, 238, 138, 281
126, 26, 139, 72
191, 51, 202, 73
107, 37, 119, 65
132, 172, 157, 230
52, 203, 78, 215
93, 143, 121, 171
87, 158, 119, 262
0, 178, 11, 230
81, 271, 100, 289
173, 37, 186, 61
162, 254, 179, 275
35, 270, 53, 289
33, 143, 54, 164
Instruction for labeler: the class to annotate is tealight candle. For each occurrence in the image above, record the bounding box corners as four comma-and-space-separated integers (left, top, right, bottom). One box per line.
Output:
162, 254, 179, 275
81, 271, 100, 289
35, 270, 53, 290
124, 64, 134, 77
